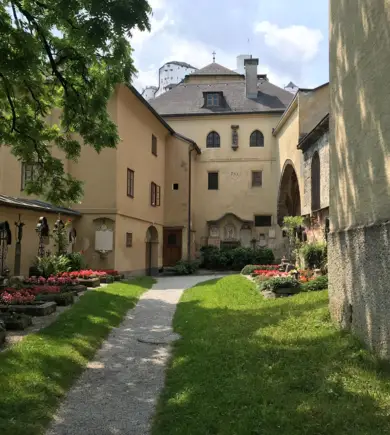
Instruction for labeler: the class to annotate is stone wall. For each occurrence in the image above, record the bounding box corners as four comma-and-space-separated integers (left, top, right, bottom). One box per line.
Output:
328, 221, 390, 359
302, 131, 329, 216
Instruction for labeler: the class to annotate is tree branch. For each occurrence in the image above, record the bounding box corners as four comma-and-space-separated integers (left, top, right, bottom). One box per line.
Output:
24, 81, 46, 117
14, 1, 69, 95
11, 2, 21, 28
0, 73, 16, 132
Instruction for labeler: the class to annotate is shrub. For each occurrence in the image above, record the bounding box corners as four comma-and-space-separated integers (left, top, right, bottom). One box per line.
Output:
301, 275, 328, 292
172, 260, 200, 275
201, 247, 275, 271
299, 242, 327, 270
241, 264, 278, 275
34, 255, 71, 278
259, 276, 301, 292
66, 252, 86, 271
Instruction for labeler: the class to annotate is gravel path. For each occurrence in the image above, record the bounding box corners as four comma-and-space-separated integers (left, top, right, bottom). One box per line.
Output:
47, 275, 221, 435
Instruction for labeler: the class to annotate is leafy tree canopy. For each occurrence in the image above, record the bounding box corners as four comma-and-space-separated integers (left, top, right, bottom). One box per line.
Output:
0, 0, 151, 204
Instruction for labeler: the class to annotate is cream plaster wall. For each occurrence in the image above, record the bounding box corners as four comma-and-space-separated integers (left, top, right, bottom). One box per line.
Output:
115, 85, 167, 227
330, 0, 390, 231
114, 215, 163, 274
275, 106, 304, 199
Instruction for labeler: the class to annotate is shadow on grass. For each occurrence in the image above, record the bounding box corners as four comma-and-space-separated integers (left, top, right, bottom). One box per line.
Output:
0, 278, 153, 435
153, 276, 390, 435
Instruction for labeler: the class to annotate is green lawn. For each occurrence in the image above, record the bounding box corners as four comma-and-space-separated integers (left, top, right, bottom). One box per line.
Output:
153, 275, 390, 435
0, 278, 153, 435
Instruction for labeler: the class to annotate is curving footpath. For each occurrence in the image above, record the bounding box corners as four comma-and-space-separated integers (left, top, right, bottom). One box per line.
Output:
47, 275, 220, 435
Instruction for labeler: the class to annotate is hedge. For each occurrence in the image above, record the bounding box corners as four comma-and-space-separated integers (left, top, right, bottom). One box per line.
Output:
201, 246, 275, 271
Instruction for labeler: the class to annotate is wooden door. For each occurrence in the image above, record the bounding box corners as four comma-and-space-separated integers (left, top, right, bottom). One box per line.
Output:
163, 229, 182, 267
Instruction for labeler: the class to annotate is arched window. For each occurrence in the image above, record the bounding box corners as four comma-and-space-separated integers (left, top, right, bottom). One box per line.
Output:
206, 131, 220, 148
311, 152, 321, 211
250, 130, 264, 147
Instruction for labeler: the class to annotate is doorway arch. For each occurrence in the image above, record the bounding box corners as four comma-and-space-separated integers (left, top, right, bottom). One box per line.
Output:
277, 160, 301, 226
145, 226, 159, 276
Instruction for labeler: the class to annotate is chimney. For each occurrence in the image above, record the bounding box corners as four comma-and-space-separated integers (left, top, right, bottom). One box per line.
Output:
245, 58, 259, 99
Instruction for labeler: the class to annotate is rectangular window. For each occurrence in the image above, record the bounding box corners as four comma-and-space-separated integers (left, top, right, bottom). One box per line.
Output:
21, 163, 39, 190
151, 182, 161, 207
206, 93, 220, 107
152, 135, 157, 156
254, 215, 272, 227
252, 171, 263, 187
126, 232, 133, 247
208, 172, 219, 190
173, 183, 179, 190
127, 169, 134, 197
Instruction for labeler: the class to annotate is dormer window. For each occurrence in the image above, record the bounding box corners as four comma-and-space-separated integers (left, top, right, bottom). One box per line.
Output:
205, 93, 221, 107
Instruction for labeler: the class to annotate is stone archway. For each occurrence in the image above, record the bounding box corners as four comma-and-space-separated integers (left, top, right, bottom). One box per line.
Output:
145, 226, 159, 276
277, 160, 301, 226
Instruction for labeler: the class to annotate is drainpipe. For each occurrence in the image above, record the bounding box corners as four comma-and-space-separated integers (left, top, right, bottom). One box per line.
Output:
187, 146, 194, 261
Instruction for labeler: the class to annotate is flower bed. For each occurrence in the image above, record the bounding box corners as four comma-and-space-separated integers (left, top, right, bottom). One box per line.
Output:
241, 264, 279, 275
58, 270, 107, 279
98, 269, 119, 276
1, 290, 35, 305
29, 286, 61, 295
25, 276, 78, 286
253, 270, 289, 278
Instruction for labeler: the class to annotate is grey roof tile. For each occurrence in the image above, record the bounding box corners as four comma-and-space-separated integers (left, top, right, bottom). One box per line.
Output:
150, 78, 294, 116
190, 62, 239, 76
0, 194, 81, 216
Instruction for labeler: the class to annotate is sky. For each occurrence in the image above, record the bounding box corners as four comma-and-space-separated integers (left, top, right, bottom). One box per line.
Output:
130, 0, 329, 92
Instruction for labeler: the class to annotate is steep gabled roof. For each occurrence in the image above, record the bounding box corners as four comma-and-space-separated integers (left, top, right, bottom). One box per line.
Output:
189, 62, 239, 76
150, 78, 293, 116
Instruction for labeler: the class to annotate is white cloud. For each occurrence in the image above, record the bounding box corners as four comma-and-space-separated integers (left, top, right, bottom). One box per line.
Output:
254, 21, 323, 62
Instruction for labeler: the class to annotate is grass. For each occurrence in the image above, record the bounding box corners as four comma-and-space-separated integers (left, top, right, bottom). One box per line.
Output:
0, 277, 154, 435
152, 275, 390, 435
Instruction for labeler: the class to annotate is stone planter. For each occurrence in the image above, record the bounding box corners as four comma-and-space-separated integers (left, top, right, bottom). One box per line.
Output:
77, 277, 100, 288
0, 313, 33, 330
0, 328, 5, 344
61, 284, 87, 295
0, 301, 57, 316
114, 275, 122, 281
36, 292, 74, 306
273, 287, 301, 296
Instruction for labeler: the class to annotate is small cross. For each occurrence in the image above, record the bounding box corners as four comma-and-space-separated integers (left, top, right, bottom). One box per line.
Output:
212, 51, 216, 63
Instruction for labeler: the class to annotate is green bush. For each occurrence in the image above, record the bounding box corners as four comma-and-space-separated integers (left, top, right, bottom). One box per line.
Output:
33, 255, 71, 278
241, 264, 278, 275
172, 260, 200, 275
299, 242, 327, 270
301, 275, 328, 292
66, 252, 86, 271
201, 247, 275, 271
36, 292, 74, 306
259, 276, 300, 292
